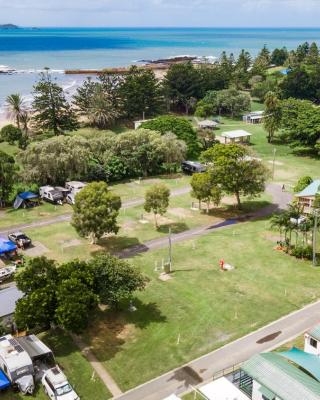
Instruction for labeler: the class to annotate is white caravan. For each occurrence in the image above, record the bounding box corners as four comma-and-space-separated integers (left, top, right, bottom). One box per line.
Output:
0, 334, 35, 394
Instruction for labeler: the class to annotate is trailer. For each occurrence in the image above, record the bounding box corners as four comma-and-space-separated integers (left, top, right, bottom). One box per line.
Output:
0, 334, 35, 394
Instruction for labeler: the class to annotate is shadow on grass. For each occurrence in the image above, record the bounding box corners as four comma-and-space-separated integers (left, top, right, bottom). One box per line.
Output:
84, 301, 166, 361
90, 236, 142, 257
157, 222, 189, 234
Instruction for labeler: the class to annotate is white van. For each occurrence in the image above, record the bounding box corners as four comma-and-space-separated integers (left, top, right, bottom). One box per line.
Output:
39, 186, 64, 205
65, 182, 86, 194
42, 366, 79, 400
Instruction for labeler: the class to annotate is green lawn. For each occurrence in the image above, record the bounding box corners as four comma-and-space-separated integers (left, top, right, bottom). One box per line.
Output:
79, 218, 320, 391
23, 191, 271, 262
214, 117, 320, 187
1, 329, 111, 400
0, 175, 190, 230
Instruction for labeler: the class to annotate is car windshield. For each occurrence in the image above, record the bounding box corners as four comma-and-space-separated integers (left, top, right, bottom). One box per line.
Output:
17, 235, 27, 240
56, 383, 73, 396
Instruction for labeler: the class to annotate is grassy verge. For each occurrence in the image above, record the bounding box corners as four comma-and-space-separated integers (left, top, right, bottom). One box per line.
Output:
79, 218, 320, 391
1, 329, 111, 400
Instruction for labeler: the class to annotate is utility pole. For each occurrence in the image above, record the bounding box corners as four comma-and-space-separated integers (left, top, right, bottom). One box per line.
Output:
168, 227, 172, 273
272, 148, 277, 180
313, 210, 319, 267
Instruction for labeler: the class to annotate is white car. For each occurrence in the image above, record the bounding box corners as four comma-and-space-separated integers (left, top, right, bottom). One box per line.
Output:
42, 366, 79, 400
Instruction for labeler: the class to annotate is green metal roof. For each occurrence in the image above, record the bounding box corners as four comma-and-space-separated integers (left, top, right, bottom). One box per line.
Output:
308, 324, 320, 342
279, 347, 320, 382
296, 180, 320, 197
242, 352, 320, 400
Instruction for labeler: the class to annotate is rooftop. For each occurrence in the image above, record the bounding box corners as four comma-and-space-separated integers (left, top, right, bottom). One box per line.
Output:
17, 335, 53, 361
221, 130, 252, 139
199, 377, 249, 400
0, 286, 23, 317
0, 335, 33, 371
308, 324, 320, 342
279, 347, 320, 382
198, 120, 219, 128
242, 352, 320, 400
296, 180, 320, 197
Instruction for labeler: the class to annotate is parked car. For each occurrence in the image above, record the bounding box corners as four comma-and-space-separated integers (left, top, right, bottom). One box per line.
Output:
66, 193, 75, 205
181, 161, 206, 174
42, 366, 79, 400
8, 232, 32, 248
39, 186, 64, 205
0, 265, 16, 282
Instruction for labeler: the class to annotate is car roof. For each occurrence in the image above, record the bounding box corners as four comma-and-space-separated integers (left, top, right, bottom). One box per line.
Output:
46, 366, 68, 386
11, 231, 25, 236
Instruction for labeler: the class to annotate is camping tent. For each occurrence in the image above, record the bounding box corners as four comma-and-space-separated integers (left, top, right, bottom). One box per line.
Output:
0, 369, 10, 390
13, 192, 39, 209
0, 237, 17, 255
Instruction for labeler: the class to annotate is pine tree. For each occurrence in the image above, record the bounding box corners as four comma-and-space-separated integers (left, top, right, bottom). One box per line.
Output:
32, 69, 79, 135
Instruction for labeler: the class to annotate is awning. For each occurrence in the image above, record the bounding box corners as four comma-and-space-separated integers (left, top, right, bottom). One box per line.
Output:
18, 192, 38, 200
0, 237, 17, 254
0, 369, 10, 390
279, 347, 320, 381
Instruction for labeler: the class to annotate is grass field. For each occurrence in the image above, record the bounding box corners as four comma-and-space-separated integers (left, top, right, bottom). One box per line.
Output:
22, 192, 271, 262
1, 329, 111, 400
79, 218, 320, 391
0, 174, 190, 230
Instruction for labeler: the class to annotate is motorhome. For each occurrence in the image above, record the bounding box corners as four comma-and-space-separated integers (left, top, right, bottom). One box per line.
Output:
39, 186, 64, 205
0, 334, 35, 394
181, 161, 206, 174
65, 181, 86, 194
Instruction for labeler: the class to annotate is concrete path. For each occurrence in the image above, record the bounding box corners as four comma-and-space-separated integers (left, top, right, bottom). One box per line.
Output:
115, 300, 320, 400
72, 335, 123, 397
0, 186, 191, 236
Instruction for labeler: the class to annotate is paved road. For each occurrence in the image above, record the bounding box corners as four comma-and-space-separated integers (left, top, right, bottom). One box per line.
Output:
115, 300, 320, 400
0, 187, 191, 236
117, 183, 293, 259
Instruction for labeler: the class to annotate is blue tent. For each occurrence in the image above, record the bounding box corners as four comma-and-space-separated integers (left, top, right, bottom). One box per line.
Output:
13, 191, 39, 209
0, 369, 10, 390
0, 236, 17, 255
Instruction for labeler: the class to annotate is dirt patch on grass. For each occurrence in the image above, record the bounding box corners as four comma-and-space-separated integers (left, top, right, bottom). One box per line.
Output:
144, 213, 173, 225
168, 207, 194, 219
61, 239, 82, 248
263, 232, 280, 242
23, 241, 49, 257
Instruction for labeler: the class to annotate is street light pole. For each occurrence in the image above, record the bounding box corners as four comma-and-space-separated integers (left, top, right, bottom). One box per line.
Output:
168, 227, 172, 273
313, 210, 319, 267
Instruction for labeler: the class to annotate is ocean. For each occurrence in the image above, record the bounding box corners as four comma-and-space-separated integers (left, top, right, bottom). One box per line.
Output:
1, 27, 320, 118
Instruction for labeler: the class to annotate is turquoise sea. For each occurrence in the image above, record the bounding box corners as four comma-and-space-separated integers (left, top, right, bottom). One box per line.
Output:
1, 27, 320, 116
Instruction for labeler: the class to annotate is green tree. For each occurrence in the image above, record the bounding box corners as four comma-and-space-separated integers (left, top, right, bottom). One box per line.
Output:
15, 257, 58, 330
73, 77, 99, 118
280, 98, 320, 150
251, 79, 278, 102
215, 89, 251, 118
19, 135, 92, 185
0, 124, 22, 144
6, 93, 25, 128
271, 47, 288, 66
72, 181, 121, 243
89, 254, 148, 307
55, 277, 97, 334
163, 62, 202, 114
293, 176, 313, 193
306, 42, 319, 64
0, 151, 17, 206
141, 115, 201, 159
159, 132, 187, 173
88, 85, 121, 129
201, 144, 269, 209
264, 91, 282, 143
32, 69, 79, 135
144, 184, 170, 228
191, 172, 213, 210
119, 66, 162, 119
251, 45, 271, 77
233, 50, 252, 88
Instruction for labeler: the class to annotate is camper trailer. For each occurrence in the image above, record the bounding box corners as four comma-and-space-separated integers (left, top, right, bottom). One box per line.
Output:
0, 334, 35, 394
39, 186, 64, 205
65, 181, 86, 194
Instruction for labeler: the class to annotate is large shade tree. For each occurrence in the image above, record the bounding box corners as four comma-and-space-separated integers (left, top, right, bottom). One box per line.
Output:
201, 144, 269, 209
72, 181, 121, 243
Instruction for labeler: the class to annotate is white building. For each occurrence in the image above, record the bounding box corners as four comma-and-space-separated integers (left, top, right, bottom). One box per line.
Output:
305, 324, 320, 356
243, 111, 264, 124
221, 130, 252, 144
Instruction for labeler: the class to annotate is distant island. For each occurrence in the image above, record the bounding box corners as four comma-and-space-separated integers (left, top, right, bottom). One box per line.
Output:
0, 24, 19, 29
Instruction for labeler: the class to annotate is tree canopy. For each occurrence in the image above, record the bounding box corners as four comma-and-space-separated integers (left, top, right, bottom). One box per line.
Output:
0, 151, 17, 206
144, 183, 170, 228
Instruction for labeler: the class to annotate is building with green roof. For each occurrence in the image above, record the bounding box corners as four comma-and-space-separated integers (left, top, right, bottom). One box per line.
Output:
241, 352, 320, 400
295, 179, 320, 214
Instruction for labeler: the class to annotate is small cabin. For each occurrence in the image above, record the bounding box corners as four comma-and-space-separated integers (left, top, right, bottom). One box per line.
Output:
295, 180, 320, 214
305, 324, 320, 356
243, 111, 264, 124
221, 130, 252, 144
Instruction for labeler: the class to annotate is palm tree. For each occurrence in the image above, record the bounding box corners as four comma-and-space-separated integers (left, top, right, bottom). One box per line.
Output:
6, 93, 25, 129
264, 91, 282, 143
89, 86, 120, 129
19, 111, 31, 137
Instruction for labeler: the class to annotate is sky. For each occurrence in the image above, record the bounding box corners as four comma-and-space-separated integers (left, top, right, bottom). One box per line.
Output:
0, 0, 320, 27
